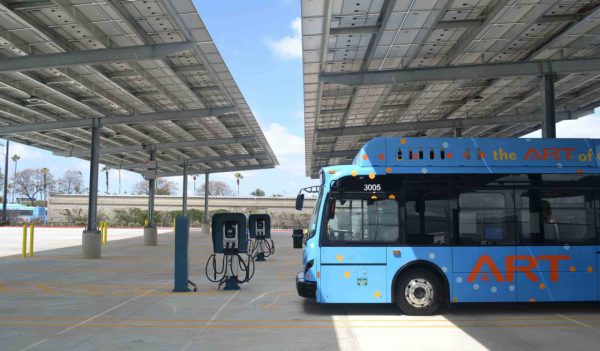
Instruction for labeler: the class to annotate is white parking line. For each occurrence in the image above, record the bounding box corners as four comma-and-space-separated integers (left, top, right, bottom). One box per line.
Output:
17, 283, 166, 350
556, 314, 591, 328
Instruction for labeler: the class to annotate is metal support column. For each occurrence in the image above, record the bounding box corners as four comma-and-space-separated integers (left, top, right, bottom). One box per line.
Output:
82, 118, 101, 258
2, 140, 8, 222
144, 150, 158, 245
541, 73, 556, 138
454, 127, 462, 138
182, 161, 188, 217
202, 173, 209, 234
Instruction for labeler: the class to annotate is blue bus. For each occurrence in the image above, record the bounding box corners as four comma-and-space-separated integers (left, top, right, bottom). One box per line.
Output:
5, 204, 47, 223
295, 137, 600, 315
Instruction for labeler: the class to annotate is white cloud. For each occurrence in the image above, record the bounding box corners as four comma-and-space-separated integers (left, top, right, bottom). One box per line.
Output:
522, 113, 600, 138
266, 17, 302, 60
264, 122, 305, 175
4, 142, 44, 161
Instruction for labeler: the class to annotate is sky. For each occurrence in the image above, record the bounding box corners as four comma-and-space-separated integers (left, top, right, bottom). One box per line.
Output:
0, 1, 599, 199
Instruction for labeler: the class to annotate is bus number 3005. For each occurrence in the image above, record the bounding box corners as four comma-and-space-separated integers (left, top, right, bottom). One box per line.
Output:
363, 184, 382, 191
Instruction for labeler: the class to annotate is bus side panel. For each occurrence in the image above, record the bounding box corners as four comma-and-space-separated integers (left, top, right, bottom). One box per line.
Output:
319, 247, 387, 303
320, 247, 386, 264
386, 247, 452, 304
320, 265, 387, 303
516, 246, 597, 302
452, 247, 516, 302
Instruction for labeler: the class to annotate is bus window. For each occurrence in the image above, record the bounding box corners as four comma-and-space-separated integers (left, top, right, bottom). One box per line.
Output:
405, 188, 450, 245
457, 190, 515, 245
518, 187, 596, 245
326, 198, 398, 243
307, 189, 324, 239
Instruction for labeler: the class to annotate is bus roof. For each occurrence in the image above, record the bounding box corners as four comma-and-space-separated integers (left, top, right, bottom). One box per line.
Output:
341, 137, 600, 173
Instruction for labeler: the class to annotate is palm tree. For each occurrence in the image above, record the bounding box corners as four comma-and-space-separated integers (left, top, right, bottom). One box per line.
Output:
101, 166, 110, 194
234, 172, 243, 197
192, 175, 197, 194
11, 154, 20, 202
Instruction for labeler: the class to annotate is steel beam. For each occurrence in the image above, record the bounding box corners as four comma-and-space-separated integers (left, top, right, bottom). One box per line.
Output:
436, 19, 484, 29
0, 42, 194, 73
148, 151, 156, 227
124, 153, 267, 170
158, 164, 273, 178
0, 107, 235, 135
320, 57, 600, 86
314, 150, 356, 159
54, 136, 255, 157
329, 26, 380, 36
182, 161, 188, 217
82, 118, 101, 259
541, 74, 556, 138
204, 173, 209, 225
86, 118, 100, 232
316, 106, 595, 137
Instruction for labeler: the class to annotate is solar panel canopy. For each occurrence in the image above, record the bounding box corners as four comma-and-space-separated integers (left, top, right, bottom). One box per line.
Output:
302, 0, 600, 178
0, 0, 277, 177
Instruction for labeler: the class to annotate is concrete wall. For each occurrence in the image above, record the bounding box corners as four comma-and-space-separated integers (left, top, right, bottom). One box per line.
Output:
48, 194, 316, 226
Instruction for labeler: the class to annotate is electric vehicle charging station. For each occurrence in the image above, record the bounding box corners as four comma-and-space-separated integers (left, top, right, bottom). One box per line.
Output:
206, 213, 255, 290
248, 214, 274, 261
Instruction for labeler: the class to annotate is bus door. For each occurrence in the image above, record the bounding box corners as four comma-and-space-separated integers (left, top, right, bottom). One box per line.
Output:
319, 197, 398, 303
515, 186, 598, 302
452, 188, 517, 303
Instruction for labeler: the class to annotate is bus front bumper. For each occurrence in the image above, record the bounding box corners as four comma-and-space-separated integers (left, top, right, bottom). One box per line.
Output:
296, 272, 316, 298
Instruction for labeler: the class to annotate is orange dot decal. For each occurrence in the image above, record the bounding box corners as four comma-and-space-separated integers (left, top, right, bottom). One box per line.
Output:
570, 266, 576, 272
336, 255, 343, 262
385, 167, 392, 174
539, 283, 545, 290
378, 153, 385, 161
371, 195, 378, 200
452, 297, 458, 303
361, 154, 368, 161
587, 266, 594, 273
374, 291, 381, 298
344, 271, 351, 279
412, 153, 419, 160
351, 170, 358, 177
446, 152, 453, 159
388, 194, 396, 200
529, 298, 536, 303
479, 152, 486, 158
368, 172, 376, 180
400, 138, 407, 145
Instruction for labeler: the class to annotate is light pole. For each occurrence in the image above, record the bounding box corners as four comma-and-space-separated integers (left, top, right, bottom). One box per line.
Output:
1, 141, 8, 222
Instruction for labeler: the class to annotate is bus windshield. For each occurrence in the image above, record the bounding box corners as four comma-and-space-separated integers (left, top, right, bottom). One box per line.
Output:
327, 197, 398, 243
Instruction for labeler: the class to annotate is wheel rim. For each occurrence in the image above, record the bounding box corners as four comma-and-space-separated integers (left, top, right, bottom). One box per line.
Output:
404, 278, 434, 309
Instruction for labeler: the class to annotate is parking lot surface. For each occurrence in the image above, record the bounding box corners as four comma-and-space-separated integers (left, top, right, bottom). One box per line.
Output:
1, 228, 600, 350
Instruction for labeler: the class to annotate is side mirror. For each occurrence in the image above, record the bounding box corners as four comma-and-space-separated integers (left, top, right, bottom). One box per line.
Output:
295, 193, 305, 211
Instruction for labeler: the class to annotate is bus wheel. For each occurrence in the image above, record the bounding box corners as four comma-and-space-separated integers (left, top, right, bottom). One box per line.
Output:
395, 268, 442, 315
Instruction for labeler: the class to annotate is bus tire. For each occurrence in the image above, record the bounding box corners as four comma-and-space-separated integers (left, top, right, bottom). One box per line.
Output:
395, 268, 443, 316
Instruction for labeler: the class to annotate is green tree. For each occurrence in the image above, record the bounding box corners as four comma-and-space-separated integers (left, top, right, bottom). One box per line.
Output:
101, 166, 110, 194
234, 172, 243, 197
250, 188, 265, 197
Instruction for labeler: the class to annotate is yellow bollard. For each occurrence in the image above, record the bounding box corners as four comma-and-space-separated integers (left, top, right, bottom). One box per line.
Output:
22, 224, 27, 258
144, 219, 148, 227
103, 222, 108, 245
29, 223, 34, 257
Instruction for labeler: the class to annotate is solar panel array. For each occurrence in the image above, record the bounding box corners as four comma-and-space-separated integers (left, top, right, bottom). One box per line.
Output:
302, 0, 600, 177
0, 0, 277, 176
